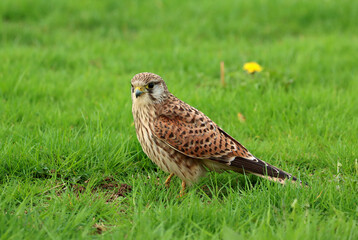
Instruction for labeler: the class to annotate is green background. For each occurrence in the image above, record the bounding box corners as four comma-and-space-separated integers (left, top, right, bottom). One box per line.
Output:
0, 0, 357, 239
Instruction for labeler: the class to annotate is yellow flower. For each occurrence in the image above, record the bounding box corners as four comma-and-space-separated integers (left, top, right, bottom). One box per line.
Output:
243, 62, 263, 74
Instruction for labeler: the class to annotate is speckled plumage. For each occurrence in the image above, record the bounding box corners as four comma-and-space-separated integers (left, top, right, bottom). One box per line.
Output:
131, 72, 299, 193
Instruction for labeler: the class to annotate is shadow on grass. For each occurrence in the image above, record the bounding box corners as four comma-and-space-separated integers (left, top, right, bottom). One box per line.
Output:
194, 172, 261, 199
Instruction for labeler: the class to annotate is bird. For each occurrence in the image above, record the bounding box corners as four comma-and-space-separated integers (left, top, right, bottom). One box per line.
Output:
131, 72, 300, 196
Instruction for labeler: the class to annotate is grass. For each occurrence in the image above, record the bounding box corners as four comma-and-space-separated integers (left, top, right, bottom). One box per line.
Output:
0, 0, 357, 239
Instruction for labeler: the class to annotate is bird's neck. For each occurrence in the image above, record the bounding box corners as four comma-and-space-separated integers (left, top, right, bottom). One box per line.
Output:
132, 103, 158, 127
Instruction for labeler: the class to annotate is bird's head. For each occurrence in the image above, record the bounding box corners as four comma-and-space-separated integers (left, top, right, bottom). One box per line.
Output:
131, 72, 169, 105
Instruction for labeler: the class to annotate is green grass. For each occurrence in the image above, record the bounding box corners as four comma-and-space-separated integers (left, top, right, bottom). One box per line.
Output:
0, 0, 357, 239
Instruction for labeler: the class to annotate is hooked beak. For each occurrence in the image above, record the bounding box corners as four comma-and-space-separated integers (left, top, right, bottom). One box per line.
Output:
134, 86, 147, 98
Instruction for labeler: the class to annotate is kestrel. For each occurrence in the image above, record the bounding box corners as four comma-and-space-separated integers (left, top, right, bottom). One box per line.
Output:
131, 72, 300, 196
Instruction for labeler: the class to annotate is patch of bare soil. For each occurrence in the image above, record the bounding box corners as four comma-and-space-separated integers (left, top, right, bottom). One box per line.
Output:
94, 176, 132, 202
93, 223, 108, 235
51, 176, 132, 202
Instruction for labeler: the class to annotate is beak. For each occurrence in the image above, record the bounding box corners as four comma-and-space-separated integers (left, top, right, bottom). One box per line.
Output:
134, 86, 146, 98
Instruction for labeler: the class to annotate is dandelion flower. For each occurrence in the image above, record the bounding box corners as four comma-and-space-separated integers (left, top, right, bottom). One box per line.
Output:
243, 62, 263, 74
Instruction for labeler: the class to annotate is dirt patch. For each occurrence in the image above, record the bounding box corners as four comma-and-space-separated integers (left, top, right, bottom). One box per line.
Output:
51, 176, 132, 202
94, 176, 132, 202
93, 223, 108, 235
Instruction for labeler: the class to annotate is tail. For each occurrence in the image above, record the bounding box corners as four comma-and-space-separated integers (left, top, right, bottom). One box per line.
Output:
230, 156, 302, 185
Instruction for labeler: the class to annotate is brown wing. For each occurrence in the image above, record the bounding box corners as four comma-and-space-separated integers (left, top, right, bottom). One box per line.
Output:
153, 95, 298, 182
153, 95, 253, 162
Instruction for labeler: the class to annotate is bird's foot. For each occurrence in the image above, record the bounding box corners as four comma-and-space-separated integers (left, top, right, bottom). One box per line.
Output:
177, 181, 186, 198
164, 173, 174, 188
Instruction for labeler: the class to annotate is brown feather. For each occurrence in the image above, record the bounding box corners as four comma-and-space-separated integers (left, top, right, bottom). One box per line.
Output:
154, 96, 252, 160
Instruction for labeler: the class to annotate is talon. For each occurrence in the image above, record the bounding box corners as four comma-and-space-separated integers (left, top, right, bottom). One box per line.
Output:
178, 181, 186, 198
164, 173, 174, 188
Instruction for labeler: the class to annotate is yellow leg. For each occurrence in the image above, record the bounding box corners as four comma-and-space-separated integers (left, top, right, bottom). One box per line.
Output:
164, 173, 175, 188
179, 181, 186, 198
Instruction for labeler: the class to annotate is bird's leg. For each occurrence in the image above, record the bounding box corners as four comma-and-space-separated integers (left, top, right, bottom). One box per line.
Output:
178, 181, 186, 198
164, 173, 175, 188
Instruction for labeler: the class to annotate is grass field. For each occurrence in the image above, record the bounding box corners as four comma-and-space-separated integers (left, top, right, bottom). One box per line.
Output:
0, 0, 357, 239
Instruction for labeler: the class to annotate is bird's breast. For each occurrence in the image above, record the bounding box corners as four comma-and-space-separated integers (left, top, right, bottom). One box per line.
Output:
132, 105, 164, 166
131, 104, 206, 183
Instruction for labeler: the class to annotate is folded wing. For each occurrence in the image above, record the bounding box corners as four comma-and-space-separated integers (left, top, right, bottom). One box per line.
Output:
153, 96, 297, 183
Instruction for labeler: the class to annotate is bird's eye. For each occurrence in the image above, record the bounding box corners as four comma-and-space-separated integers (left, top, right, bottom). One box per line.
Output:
147, 82, 155, 89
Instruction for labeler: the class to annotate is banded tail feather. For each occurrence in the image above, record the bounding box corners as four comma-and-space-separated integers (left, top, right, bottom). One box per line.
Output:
230, 156, 302, 185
